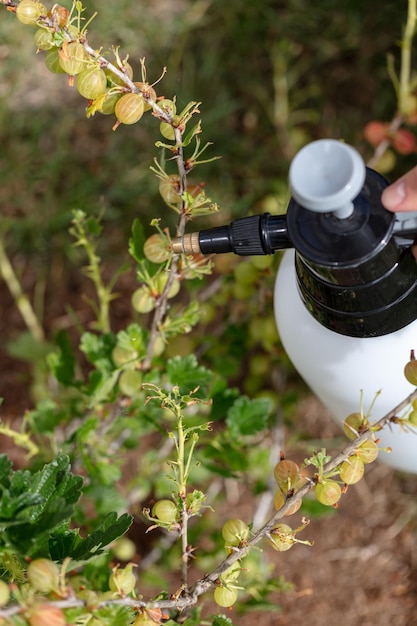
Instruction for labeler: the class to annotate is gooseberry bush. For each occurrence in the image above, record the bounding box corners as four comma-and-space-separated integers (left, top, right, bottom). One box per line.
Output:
1, 1, 417, 625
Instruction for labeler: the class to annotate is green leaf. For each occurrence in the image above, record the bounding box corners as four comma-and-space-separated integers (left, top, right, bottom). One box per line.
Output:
182, 120, 202, 147
0, 455, 12, 486
73, 512, 132, 559
79, 332, 116, 371
86, 369, 120, 408
85, 215, 102, 237
48, 526, 80, 562
27, 454, 82, 523
167, 355, 213, 397
7, 331, 54, 364
210, 386, 240, 422
202, 439, 249, 476
79, 332, 119, 405
54, 463, 84, 505
300, 497, 337, 518
129, 218, 145, 263
162, 301, 200, 338
115, 324, 146, 358
0, 490, 44, 524
26, 399, 68, 434
0, 454, 84, 558
226, 396, 272, 438
47, 330, 76, 386
9, 469, 30, 497
50, 512, 133, 566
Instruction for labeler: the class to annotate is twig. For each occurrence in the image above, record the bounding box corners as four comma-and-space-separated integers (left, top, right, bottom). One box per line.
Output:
181, 387, 417, 607
367, 0, 416, 168
45, 388, 410, 616
143, 127, 189, 370
0, 237, 44, 342
399, 0, 417, 113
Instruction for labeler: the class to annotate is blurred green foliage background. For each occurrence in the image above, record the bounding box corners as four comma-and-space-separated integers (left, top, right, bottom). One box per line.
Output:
0, 0, 414, 410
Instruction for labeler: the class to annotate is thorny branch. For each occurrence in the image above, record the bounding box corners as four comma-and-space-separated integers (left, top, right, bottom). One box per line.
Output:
2, 386, 417, 619
143, 126, 189, 371
67, 22, 193, 372
2, 0, 417, 621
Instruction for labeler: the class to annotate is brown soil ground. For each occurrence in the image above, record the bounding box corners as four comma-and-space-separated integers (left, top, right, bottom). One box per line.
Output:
252, 398, 417, 626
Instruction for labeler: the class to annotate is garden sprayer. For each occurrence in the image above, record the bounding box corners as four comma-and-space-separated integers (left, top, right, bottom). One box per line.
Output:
173, 139, 417, 473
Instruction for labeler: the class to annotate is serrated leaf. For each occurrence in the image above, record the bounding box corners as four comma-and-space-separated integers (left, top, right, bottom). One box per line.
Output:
79, 332, 116, 371
1, 454, 84, 558
226, 396, 272, 438
129, 218, 145, 263
167, 355, 213, 397
70, 512, 133, 562
54, 466, 84, 505
0, 490, 44, 524
162, 301, 200, 338
116, 324, 146, 355
48, 527, 80, 562
0, 454, 12, 486
87, 369, 120, 408
27, 454, 80, 522
9, 469, 31, 497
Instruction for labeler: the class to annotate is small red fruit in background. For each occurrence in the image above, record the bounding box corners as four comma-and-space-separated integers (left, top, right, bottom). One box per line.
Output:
363, 120, 389, 146
391, 128, 416, 154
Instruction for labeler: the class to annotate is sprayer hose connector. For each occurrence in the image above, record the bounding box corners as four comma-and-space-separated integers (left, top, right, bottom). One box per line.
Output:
172, 232, 201, 255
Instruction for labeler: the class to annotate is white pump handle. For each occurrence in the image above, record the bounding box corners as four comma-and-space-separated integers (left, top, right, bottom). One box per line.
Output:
289, 139, 366, 219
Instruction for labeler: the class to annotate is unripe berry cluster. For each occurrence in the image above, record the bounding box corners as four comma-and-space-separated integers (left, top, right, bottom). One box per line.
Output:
311, 416, 381, 507
13, 0, 171, 135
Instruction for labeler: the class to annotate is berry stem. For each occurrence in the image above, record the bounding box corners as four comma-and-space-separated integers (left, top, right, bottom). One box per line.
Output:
142, 126, 189, 370
79, 38, 171, 123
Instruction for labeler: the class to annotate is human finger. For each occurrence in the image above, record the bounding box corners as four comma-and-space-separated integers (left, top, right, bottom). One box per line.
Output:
381, 166, 417, 212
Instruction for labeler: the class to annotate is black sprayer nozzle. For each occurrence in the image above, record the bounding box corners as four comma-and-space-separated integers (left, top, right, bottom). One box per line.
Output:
171, 213, 292, 256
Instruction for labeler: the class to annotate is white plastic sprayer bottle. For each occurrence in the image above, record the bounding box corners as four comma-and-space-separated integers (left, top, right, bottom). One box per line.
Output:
172, 139, 417, 473
274, 139, 417, 473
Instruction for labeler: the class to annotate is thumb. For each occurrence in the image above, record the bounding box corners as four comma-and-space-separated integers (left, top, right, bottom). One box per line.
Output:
381, 166, 417, 212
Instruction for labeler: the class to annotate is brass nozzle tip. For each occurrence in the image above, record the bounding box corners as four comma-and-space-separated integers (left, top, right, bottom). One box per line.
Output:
172, 232, 201, 255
